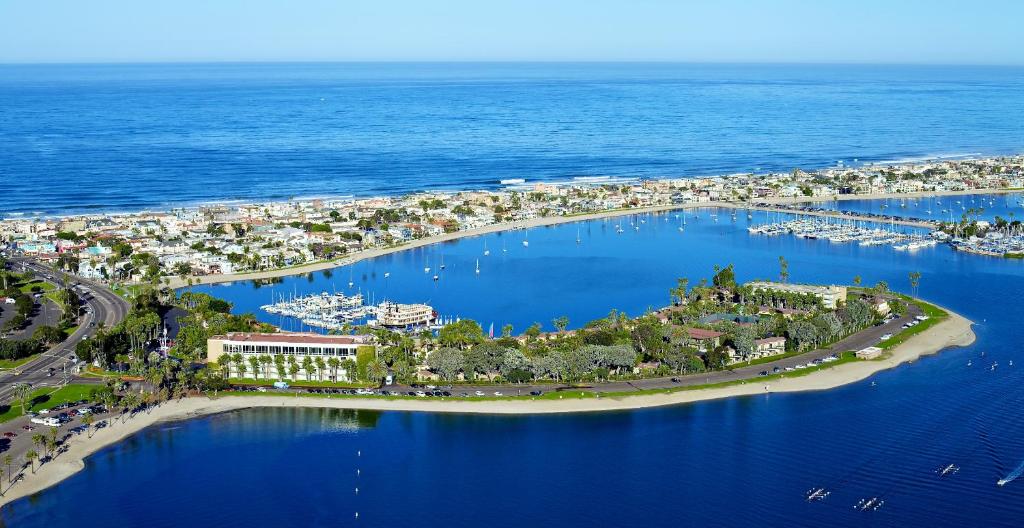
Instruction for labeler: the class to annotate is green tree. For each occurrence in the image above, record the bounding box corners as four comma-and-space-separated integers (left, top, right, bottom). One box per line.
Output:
13, 384, 32, 415
301, 356, 315, 381
552, 316, 569, 333
82, 413, 95, 438
437, 319, 484, 349
426, 347, 464, 381
25, 450, 38, 474
908, 271, 922, 297
778, 256, 789, 283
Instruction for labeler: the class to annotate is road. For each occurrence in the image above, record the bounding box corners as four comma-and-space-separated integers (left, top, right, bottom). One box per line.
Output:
0, 259, 130, 401
295, 300, 922, 398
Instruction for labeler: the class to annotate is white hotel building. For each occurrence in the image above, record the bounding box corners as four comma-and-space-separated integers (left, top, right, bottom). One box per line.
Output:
208, 332, 375, 381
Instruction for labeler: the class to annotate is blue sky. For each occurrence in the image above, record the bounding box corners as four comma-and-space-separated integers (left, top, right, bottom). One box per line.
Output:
2, 0, 1021, 64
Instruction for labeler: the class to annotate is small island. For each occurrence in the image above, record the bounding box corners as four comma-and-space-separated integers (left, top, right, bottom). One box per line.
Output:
0, 266, 974, 506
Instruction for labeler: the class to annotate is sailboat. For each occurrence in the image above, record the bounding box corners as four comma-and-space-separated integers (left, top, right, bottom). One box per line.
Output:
502, 239, 507, 253
439, 254, 446, 270
483, 241, 490, 256
522, 231, 529, 247
475, 259, 480, 274
348, 267, 354, 288
576, 228, 581, 245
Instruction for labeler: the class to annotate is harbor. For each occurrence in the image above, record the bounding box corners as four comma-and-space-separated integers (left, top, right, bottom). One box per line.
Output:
747, 217, 938, 250
261, 291, 440, 332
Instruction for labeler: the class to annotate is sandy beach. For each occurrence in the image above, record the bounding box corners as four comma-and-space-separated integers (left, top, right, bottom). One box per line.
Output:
166, 186, 1015, 289
0, 306, 974, 506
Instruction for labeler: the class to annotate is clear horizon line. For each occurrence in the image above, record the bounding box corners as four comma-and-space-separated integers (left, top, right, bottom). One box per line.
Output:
1, 59, 1022, 68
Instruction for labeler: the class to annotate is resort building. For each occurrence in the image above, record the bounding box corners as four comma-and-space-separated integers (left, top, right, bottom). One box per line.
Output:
746, 281, 848, 309
207, 332, 375, 381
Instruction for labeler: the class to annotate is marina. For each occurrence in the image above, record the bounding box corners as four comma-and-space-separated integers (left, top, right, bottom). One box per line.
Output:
260, 292, 439, 331
747, 217, 936, 250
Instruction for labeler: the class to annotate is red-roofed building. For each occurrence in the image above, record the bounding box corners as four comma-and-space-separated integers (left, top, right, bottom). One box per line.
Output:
685, 328, 724, 352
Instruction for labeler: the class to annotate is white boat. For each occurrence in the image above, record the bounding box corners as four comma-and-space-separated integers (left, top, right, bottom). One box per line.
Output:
475, 259, 480, 274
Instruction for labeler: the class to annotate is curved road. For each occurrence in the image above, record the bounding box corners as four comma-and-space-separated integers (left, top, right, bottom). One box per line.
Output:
0, 259, 129, 401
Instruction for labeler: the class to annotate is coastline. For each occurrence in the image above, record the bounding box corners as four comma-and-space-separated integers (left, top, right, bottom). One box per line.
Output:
0, 306, 974, 507
167, 186, 1015, 290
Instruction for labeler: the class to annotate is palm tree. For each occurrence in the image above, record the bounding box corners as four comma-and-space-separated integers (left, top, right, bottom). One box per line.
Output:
25, 450, 38, 474
315, 357, 327, 382
259, 355, 273, 379
327, 357, 341, 382
82, 413, 95, 438
670, 278, 689, 305
853, 275, 862, 287
32, 433, 45, 458
778, 255, 789, 283
301, 356, 314, 381
367, 358, 387, 385
233, 353, 246, 378
3, 454, 11, 484
248, 356, 260, 380
908, 271, 922, 297
274, 354, 286, 380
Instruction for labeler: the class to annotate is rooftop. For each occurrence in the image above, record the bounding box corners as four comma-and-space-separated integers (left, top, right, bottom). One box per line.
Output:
215, 332, 369, 345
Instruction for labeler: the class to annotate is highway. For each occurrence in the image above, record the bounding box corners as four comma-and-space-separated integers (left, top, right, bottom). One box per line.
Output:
0, 258, 130, 401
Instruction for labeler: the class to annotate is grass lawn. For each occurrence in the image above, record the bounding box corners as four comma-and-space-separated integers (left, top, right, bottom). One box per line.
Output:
0, 383, 96, 423
0, 353, 42, 370
17, 280, 55, 294
877, 296, 949, 350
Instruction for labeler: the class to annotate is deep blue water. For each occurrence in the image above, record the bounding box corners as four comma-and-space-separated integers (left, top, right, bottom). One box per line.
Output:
2, 62, 1024, 216
6, 198, 1024, 527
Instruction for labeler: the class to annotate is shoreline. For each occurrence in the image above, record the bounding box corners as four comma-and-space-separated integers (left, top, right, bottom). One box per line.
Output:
0, 305, 975, 507
168, 187, 1016, 290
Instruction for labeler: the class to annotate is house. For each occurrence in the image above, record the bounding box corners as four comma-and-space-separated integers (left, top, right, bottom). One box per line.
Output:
870, 297, 891, 316
753, 337, 786, 358
685, 328, 724, 352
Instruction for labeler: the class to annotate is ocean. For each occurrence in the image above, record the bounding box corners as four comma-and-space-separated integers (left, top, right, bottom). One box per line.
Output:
2, 62, 1023, 217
